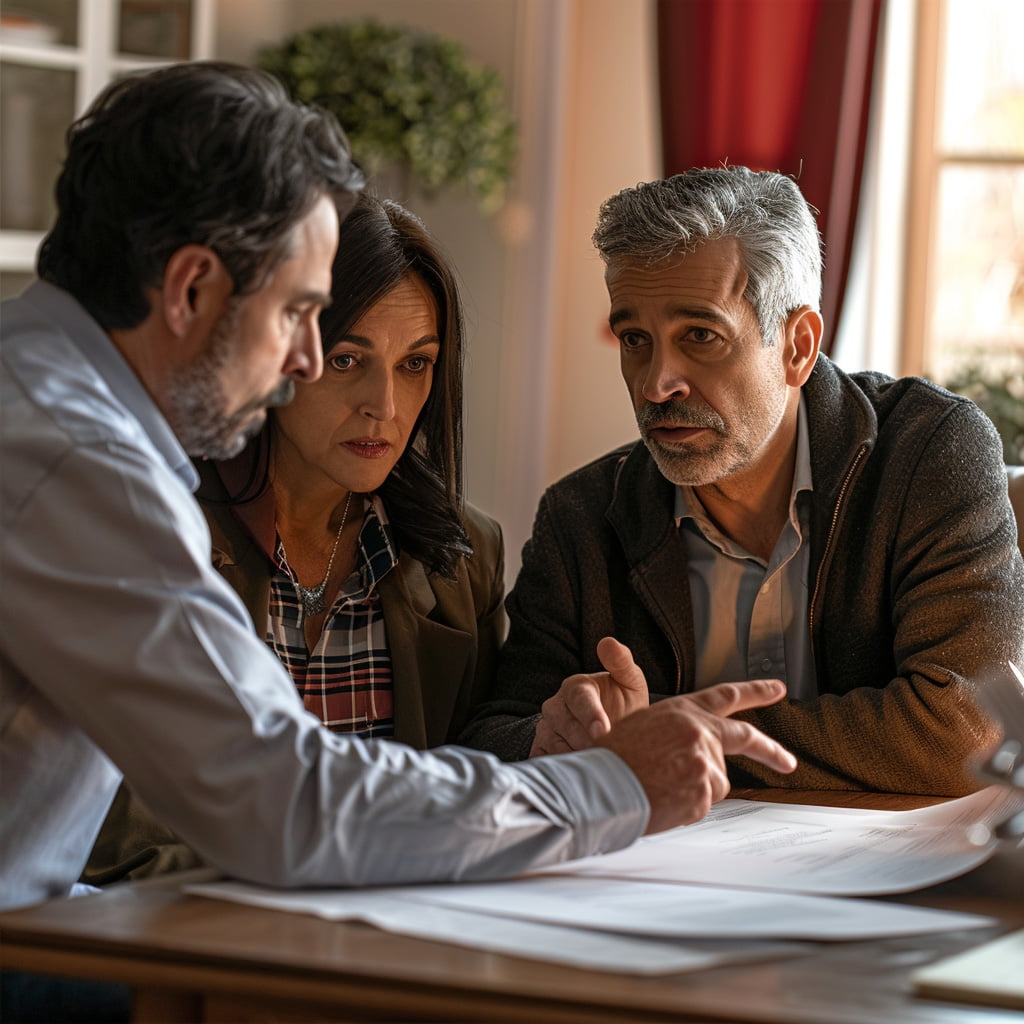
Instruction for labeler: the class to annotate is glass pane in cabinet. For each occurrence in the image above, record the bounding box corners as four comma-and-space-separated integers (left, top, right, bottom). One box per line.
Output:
118, 0, 192, 60
1, 1, 78, 47
0, 63, 75, 233
927, 164, 1024, 383
940, 0, 1024, 156
0, 271, 38, 302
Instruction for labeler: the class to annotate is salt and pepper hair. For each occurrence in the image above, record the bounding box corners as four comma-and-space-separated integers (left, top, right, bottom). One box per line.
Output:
592, 167, 823, 343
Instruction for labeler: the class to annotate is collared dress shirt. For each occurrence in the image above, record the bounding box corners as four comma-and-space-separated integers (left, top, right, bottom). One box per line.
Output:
675, 397, 817, 701
0, 281, 648, 912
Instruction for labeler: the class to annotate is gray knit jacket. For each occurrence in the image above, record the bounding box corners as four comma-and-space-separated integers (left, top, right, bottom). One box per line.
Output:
460, 356, 1024, 795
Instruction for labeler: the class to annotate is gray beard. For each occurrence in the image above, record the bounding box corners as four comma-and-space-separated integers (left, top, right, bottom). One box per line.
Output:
636, 399, 731, 486
165, 298, 295, 460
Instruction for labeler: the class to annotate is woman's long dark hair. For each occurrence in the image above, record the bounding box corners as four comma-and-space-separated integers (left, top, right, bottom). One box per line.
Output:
229, 192, 471, 577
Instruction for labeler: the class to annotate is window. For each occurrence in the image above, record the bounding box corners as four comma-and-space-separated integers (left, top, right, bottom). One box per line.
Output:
0, 0, 212, 299
903, 0, 1024, 382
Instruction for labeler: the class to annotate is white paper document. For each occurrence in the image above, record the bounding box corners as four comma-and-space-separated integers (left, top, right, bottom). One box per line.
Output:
186, 870, 995, 956
388, 875, 995, 940
532, 785, 1024, 895
184, 789, 1009, 974
184, 880, 810, 975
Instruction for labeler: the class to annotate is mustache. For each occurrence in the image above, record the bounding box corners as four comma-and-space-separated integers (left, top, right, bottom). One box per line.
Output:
637, 400, 725, 433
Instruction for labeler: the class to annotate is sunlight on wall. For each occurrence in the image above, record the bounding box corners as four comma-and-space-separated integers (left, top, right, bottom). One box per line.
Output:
544, 0, 660, 486
832, 0, 914, 377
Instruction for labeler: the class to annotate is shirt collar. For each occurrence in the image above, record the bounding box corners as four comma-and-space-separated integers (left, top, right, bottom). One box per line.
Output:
25, 280, 198, 491
270, 494, 399, 595
355, 496, 400, 590
674, 393, 814, 525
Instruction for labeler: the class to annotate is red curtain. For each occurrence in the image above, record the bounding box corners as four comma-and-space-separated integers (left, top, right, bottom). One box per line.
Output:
657, 0, 883, 354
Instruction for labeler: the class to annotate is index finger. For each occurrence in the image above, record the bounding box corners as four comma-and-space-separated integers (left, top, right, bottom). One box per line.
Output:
684, 679, 788, 717
717, 717, 797, 775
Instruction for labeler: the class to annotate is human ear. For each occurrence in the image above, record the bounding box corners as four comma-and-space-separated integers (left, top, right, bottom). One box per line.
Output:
159, 245, 232, 339
782, 306, 822, 387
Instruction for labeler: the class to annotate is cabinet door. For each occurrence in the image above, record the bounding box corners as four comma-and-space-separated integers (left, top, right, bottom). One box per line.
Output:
118, 1, 195, 61
0, 62, 75, 233
0, 0, 211, 294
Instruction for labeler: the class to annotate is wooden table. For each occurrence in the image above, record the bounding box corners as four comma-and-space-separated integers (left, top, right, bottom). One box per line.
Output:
2, 790, 1022, 1024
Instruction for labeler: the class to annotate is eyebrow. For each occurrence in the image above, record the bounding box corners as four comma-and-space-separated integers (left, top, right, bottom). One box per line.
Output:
299, 291, 333, 309
608, 305, 734, 330
337, 333, 441, 351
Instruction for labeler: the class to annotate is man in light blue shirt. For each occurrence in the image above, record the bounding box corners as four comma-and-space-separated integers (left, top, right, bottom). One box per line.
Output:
0, 63, 798, 919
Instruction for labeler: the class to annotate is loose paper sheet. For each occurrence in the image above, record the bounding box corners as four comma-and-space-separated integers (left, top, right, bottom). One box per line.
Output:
183, 882, 810, 975
186, 871, 995, 957
387, 875, 995, 940
531, 785, 1024, 895
184, 788, 1013, 974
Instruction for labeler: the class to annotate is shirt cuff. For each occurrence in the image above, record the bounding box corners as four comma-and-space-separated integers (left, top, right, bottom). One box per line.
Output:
512, 746, 650, 861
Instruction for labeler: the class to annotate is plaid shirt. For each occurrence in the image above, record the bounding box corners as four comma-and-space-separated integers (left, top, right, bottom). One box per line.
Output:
269, 496, 398, 737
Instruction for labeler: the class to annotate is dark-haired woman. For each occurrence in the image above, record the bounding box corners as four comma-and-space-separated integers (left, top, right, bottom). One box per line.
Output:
85, 193, 505, 882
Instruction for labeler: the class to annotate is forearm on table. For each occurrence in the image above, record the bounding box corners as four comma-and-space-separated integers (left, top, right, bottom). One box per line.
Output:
730, 679, 994, 795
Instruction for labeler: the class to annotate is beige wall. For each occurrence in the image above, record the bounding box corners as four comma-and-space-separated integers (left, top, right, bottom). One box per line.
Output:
545, 0, 659, 486
215, 0, 660, 583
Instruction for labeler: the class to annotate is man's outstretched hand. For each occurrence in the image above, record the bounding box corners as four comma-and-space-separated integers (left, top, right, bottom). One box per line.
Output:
532, 637, 797, 833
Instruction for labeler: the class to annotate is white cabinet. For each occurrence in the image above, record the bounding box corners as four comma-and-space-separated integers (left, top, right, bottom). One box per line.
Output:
0, 0, 214, 299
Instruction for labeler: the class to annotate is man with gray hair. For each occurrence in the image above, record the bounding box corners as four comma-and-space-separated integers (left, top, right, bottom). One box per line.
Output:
462, 166, 1024, 796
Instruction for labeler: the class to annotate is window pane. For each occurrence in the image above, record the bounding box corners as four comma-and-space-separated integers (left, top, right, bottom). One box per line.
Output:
928, 165, 1024, 382
940, 0, 1024, 155
0, 63, 75, 233
2, 1, 78, 47
118, 1, 192, 60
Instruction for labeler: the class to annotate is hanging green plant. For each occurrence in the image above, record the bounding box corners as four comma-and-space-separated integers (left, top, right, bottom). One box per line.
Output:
256, 19, 517, 212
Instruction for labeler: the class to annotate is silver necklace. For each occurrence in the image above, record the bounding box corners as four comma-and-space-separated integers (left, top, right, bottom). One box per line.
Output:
280, 492, 353, 615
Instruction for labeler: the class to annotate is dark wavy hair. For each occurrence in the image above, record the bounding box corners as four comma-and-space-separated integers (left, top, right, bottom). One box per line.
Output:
232, 192, 471, 578
38, 61, 364, 329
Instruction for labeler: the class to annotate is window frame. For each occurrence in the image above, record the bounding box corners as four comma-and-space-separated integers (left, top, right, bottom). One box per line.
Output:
901, 0, 1024, 379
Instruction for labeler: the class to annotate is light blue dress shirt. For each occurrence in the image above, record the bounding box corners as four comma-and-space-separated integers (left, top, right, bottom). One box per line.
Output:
0, 281, 647, 911
676, 397, 817, 700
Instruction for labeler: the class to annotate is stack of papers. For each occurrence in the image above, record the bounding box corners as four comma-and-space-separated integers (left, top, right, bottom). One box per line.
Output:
530, 782, 1022, 894
185, 785, 1024, 976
